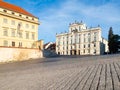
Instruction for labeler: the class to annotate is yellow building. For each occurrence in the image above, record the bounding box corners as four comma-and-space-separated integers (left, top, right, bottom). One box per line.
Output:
0, 0, 41, 48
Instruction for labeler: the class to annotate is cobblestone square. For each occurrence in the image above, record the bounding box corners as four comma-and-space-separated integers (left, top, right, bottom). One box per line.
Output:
0, 54, 120, 90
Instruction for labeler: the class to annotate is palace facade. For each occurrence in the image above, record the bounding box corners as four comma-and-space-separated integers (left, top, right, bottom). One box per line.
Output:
56, 21, 108, 55
0, 0, 41, 48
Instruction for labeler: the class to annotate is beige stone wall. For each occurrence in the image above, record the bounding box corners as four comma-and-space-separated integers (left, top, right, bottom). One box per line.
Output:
0, 47, 43, 63
0, 7, 39, 48
36, 40, 44, 50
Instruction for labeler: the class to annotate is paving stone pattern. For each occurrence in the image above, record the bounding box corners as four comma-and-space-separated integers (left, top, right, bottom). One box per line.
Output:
0, 54, 120, 90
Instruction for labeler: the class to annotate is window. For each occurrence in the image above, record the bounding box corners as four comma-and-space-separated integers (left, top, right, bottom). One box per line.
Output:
19, 42, 22, 47
88, 44, 90, 47
67, 41, 68, 44
3, 18, 7, 23
12, 42, 15, 47
26, 32, 29, 39
84, 34, 86, 37
32, 18, 34, 20
58, 47, 60, 50
4, 40, 8, 46
26, 24, 29, 28
94, 32, 97, 36
94, 43, 96, 47
58, 41, 60, 45
84, 50, 85, 53
94, 32, 97, 41
84, 45, 85, 48
84, 34, 86, 42
32, 25, 35, 29
19, 14, 22, 17
88, 33, 90, 36
79, 50, 80, 55
11, 20, 15, 25
88, 37, 90, 42
11, 30, 15, 37
3, 29, 8, 36
3, 10, 7, 12
67, 51, 68, 55
17, 22, 22, 30
79, 26, 81, 30
79, 35, 81, 42
67, 46, 68, 50
94, 49, 96, 54
94, 37, 96, 41
84, 38, 86, 42
19, 32, 22, 38
12, 12, 15, 15
88, 49, 90, 53
26, 16, 28, 19
32, 33, 35, 40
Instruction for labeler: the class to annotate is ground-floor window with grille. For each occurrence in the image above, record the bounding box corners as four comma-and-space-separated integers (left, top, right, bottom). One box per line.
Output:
12, 41, 15, 47
4, 40, 8, 46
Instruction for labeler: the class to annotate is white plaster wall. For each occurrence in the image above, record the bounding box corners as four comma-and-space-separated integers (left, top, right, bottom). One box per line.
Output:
0, 47, 43, 63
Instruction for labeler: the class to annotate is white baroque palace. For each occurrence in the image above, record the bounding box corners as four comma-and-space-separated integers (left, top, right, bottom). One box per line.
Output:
56, 21, 108, 55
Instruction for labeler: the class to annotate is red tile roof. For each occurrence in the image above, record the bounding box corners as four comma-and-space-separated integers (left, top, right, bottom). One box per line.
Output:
0, 0, 35, 17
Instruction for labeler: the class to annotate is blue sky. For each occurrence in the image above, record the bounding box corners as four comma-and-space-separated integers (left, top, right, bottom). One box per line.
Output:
5, 0, 120, 43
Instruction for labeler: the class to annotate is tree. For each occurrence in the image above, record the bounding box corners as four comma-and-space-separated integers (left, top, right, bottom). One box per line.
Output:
108, 27, 120, 53
108, 27, 114, 53
108, 27, 113, 40
112, 35, 120, 53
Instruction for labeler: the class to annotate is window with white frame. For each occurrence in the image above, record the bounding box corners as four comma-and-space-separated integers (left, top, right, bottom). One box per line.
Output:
3, 18, 8, 23
26, 24, 29, 28
79, 34, 81, 43
3, 29, 8, 36
94, 32, 97, 36
32, 33, 35, 40
19, 31, 22, 38
4, 40, 8, 46
84, 44, 85, 48
84, 34, 86, 42
94, 49, 96, 54
94, 43, 96, 47
88, 44, 90, 47
32, 25, 35, 29
94, 36, 97, 42
11, 30, 15, 37
88, 33, 90, 42
11, 20, 15, 25
19, 42, 22, 47
88, 49, 90, 53
26, 32, 29, 39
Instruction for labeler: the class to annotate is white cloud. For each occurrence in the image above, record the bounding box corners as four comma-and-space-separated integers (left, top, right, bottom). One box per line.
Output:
37, 0, 120, 42
81, 3, 120, 22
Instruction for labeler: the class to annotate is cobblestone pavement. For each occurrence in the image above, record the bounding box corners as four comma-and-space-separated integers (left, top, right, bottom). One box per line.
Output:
0, 54, 120, 90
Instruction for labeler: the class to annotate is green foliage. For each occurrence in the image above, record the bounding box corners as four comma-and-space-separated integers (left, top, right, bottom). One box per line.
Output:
108, 27, 120, 53
108, 27, 113, 40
